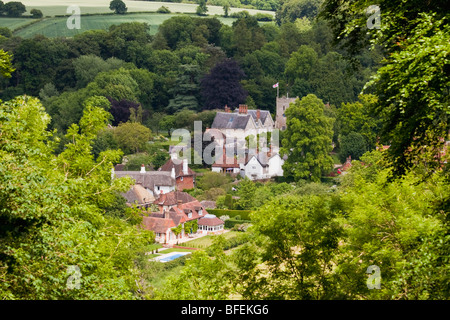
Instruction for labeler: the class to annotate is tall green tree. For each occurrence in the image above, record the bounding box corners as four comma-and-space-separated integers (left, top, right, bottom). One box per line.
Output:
113, 121, 152, 154
281, 94, 334, 182
0, 49, 14, 79
338, 131, 367, 163
0, 96, 154, 299
234, 193, 343, 299
167, 64, 202, 113
4, 1, 26, 17
337, 94, 381, 150
336, 151, 449, 299
276, 0, 323, 25
320, 0, 450, 177
196, 0, 208, 16
109, 0, 127, 14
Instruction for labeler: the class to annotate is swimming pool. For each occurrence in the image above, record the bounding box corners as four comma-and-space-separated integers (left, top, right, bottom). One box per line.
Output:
156, 252, 192, 262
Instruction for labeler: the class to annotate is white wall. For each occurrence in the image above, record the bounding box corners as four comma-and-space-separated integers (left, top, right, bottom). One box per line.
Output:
154, 185, 175, 196
268, 154, 284, 177
245, 157, 264, 180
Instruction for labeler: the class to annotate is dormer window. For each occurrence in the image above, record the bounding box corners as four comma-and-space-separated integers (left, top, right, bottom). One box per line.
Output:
199, 209, 203, 216
188, 212, 192, 218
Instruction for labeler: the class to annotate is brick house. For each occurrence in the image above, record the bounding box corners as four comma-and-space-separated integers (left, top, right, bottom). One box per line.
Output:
142, 191, 224, 243
159, 158, 195, 191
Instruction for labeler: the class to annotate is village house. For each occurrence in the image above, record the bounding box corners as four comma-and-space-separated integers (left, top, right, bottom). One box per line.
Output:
121, 184, 155, 208
211, 104, 275, 141
243, 152, 285, 180
158, 157, 195, 190
142, 191, 225, 244
113, 165, 176, 205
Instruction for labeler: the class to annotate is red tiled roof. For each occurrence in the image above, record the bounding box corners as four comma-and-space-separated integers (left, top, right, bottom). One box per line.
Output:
155, 191, 196, 206
198, 215, 224, 226
142, 217, 175, 234
170, 200, 208, 222
159, 159, 194, 177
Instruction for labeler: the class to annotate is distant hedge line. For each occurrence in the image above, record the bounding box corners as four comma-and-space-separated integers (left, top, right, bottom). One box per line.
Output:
207, 209, 252, 220
224, 218, 251, 229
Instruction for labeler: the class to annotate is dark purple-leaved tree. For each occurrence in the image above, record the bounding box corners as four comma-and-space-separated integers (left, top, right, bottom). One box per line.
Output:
200, 58, 248, 110
107, 97, 148, 126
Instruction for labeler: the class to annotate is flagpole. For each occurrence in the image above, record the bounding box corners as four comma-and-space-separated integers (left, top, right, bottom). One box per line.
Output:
277, 81, 279, 99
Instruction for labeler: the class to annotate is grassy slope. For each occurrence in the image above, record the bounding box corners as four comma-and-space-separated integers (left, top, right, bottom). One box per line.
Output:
1, 1, 274, 38
4, 0, 275, 17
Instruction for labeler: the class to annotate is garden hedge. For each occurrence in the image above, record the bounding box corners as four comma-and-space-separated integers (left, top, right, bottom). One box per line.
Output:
207, 209, 252, 220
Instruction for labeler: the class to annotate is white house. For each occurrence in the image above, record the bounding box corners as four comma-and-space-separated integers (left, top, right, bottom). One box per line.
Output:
242, 152, 284, 180
113, 165, 176, 200
210, 105, 275, 142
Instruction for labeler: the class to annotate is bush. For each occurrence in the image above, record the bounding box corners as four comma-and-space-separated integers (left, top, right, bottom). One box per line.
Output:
156, 6, 171, 13
232, 223, 251, 232
199, 187, 226, 201
224, 218, 251, 229
254, 13, 273, 21
339, 131, 367, 163
229, 10, 251, 19
207, 209, 252, 220
30, 8, 43, 19
196, 172, 232, 190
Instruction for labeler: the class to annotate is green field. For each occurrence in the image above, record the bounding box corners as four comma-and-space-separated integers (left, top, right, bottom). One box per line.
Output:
0, 17, 37, 30
4, 0, 274, 17
1, 13, 257, 38
0, 1, 274, 38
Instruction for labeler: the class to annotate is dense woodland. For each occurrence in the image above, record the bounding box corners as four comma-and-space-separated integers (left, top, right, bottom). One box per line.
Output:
0, 0, 449, 300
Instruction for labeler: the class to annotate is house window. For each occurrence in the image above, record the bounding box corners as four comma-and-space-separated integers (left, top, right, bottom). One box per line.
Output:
199, 209, 203, 216
252, 166, 256, 170
180, 177, 184, 181
188, 212, 192, 218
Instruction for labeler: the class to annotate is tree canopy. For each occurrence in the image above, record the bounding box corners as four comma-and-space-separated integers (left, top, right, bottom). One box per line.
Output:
281, 94, 334, 182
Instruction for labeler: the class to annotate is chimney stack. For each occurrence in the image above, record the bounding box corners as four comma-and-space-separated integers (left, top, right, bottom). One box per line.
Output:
140, 164, 146, 173
239, 104, 248, 114
183, 158, 188, 175
171, 167, 176, 179
256, 109, 261, 121
177, 199, 183, 208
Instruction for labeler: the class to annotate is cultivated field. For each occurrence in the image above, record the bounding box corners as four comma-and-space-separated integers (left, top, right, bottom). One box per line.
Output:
0, 1, 275, 38
2, 0, 275, 17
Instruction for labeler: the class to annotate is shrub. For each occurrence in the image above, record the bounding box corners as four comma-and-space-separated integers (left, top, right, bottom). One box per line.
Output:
207, 209, 252, 220
156, 6, 171, 13
30, 8, 43, 19
224, 218, 251, 229
254, 13, 273, 21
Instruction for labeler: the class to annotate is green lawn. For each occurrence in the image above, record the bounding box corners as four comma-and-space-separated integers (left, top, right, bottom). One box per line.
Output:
183, 231, 240, 249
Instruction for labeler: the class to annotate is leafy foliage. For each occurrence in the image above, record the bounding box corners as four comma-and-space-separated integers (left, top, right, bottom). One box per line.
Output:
110, 0, 127, 14
281, 94, 334, 182
200, 58, 247, 109
0, 96, 154, 299
113, 121, 152, 154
